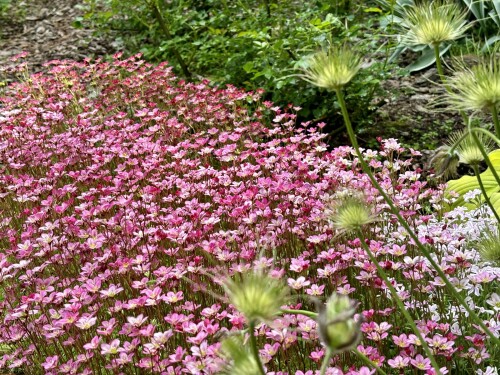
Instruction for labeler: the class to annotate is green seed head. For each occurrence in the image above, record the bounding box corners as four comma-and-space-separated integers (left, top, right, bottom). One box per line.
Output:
449, 130, 494, 166
223, 271, 289, 323
400, 1, 470, 46
328, 193, 375, 233
476, 226, 500, 265
300, 46, 362, 91
220, 335, 262, 375
317, 293, 361, 353
446, 57, 500, 113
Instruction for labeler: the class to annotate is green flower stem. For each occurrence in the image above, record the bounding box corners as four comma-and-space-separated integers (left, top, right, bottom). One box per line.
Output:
353, 348, 388, 375
248, 320, 265, 375
472, 164, 500, 223
320, 347, 333, 375
471, 127, 500, 146
447, 127, 500, 187
492, 105, 500, 139
433, 43, 446, 85
356, 229, 442, 375
334, 88, 500, 345
469, 126, 500, 188
280, 308, 318, 318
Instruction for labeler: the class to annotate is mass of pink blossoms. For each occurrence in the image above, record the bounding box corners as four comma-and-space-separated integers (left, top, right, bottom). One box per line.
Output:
0, 54, 498, 374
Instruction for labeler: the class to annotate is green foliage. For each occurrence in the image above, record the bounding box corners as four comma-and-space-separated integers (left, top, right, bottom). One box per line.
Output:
81, 0, 387, 132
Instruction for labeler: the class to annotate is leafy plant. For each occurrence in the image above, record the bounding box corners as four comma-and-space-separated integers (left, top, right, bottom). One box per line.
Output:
80, 0, 387, 134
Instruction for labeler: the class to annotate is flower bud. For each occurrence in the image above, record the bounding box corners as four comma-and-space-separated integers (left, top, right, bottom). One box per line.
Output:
317, 293, 362, 353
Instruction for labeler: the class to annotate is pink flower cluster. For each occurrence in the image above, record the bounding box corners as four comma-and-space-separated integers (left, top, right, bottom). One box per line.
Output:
0, 54, 498, 374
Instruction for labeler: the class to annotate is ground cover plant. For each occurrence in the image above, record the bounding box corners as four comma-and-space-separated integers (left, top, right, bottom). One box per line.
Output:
0, 51, 499, 375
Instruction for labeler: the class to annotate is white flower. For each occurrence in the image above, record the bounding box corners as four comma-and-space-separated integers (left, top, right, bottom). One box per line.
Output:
463, 189, 482, 203
486, 293, 500, 311
477, 366, 499, 375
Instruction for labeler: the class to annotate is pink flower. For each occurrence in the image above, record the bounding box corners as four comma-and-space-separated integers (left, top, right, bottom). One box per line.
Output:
41, 355, 59, 370
410, 354, 432, 371
101, 339, 121, 355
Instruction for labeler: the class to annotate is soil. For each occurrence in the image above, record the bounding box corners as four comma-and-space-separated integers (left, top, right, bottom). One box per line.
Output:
0, 0, 115, 81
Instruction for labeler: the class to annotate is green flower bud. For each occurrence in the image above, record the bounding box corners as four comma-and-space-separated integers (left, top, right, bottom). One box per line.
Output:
317, 293, 362, 353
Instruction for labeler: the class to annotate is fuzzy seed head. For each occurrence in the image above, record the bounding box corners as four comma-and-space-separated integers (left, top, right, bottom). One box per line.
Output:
449, 130, 494, 165
220, 335, 262, 375
476, 227, 500, 266
223, 271, 289, 323
328, 194, 375, 232
446, 58, 500, 113
400, 1, 470, 46
300, 47, 362, 91
317, 293, 361, 353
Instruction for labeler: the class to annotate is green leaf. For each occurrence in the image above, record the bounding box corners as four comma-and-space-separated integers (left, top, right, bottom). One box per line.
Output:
446, 150, 500, 212
406, 44, 451, 72
364, 7, 382, 13
243, 61, 254, 73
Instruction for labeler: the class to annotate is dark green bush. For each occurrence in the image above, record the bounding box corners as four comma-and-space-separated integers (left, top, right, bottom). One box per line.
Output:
80, 0, 388, 134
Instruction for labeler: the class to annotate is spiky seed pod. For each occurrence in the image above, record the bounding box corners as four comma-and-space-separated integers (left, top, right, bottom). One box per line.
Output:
328, 193, 375, 233
450, 130, 494, 165
223, 271, 289, 324
317, 293, 362, 353
300, 46, 362, 91
400, 1, 470, 46
476, 226, 500, 266
431, 130, 494, 177
445, 57, 500, 114
220, 335, 262, 375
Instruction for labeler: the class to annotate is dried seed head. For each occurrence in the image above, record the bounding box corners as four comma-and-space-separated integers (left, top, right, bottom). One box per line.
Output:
300, 46, 362, 91
430, 145, 461, 179
431, 130, 494, 177
223, 270, 289, 324
317, 293, 362, 353
400, 1, 470, 46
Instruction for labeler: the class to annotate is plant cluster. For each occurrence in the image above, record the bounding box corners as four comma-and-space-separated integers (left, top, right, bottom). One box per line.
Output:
78, 0, 387, 133
0, 53, 498, 374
